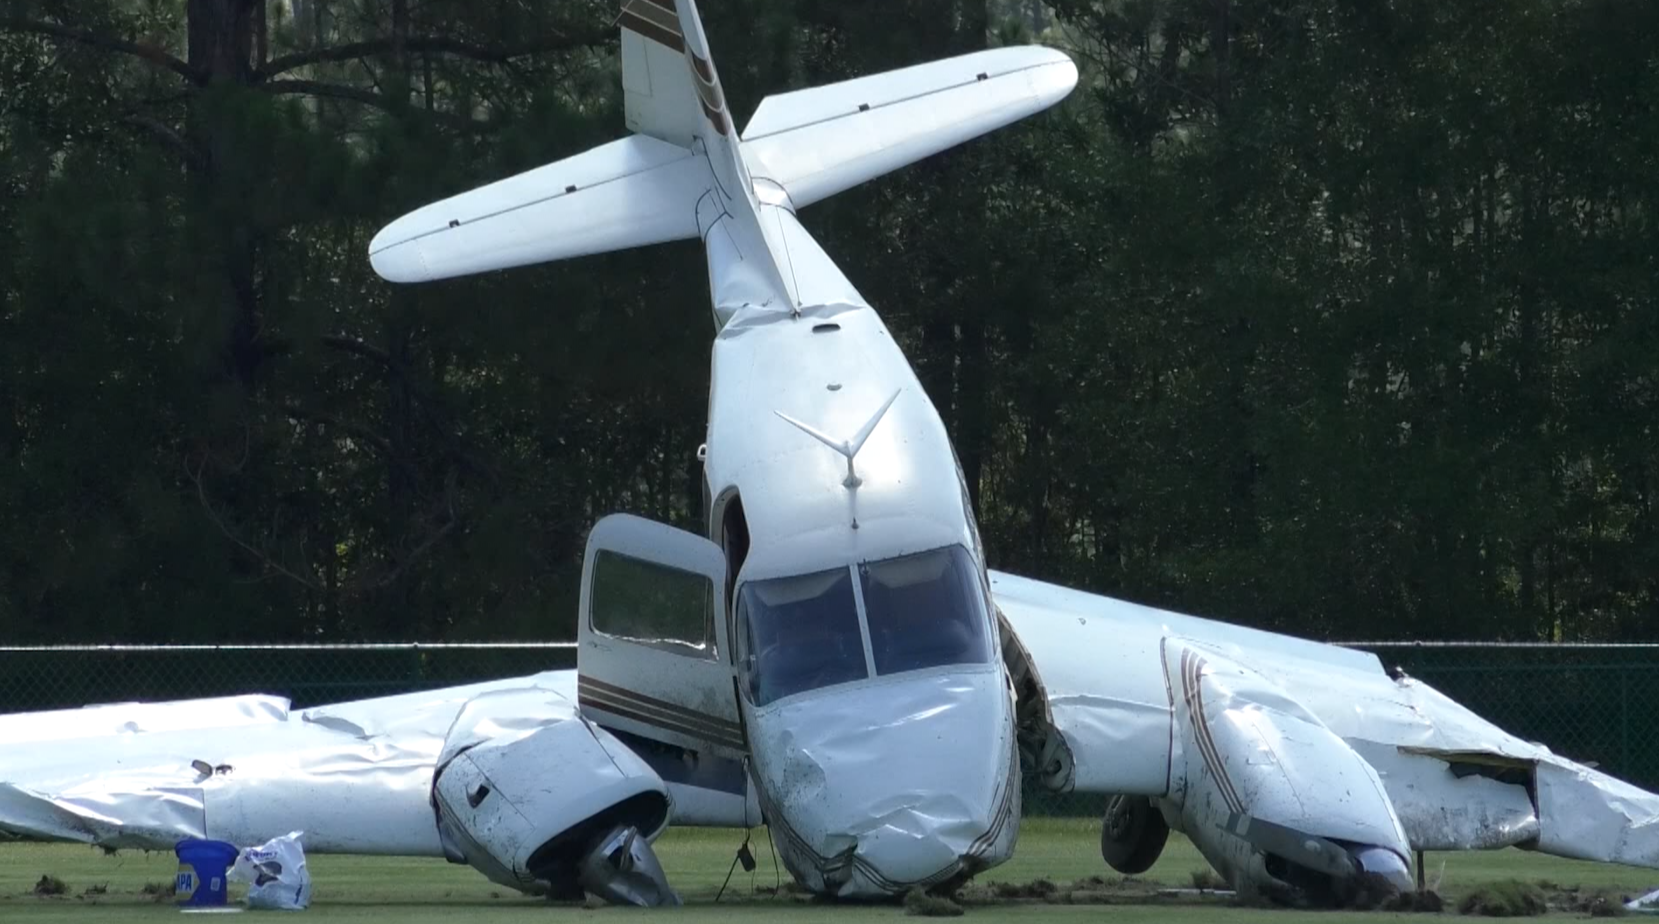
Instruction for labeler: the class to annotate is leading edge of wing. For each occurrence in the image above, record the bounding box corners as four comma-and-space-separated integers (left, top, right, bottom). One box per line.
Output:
368, 134, 707, 284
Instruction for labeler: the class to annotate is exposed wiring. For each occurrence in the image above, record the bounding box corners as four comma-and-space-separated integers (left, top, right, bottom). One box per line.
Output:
714, 829, 755, 903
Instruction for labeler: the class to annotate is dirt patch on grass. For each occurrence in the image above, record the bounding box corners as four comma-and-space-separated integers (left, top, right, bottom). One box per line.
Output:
961, 875, 1221, 909
904, 889, 964, 917
1578, 892, 1630, 917
1190, 868, 1227, 891
1458, 879, 1548, 916
140, 881, 176, 902
986, 878, 1056, 899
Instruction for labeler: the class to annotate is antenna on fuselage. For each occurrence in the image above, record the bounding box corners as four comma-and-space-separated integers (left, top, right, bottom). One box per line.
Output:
774, 389, 902, 489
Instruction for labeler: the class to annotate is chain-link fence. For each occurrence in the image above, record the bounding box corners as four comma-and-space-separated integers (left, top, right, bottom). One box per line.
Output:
0, 643, 578, 714
1357, 642, 1659, 792
4, 641, 1658, 816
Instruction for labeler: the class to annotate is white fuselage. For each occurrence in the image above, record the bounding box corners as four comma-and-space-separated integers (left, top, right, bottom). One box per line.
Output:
697, 210, 1019, 894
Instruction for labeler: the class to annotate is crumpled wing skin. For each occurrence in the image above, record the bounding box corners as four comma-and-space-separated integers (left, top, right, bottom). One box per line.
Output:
0, 669, 666, 882
0, 676, 554, 853
741, 46, 1078, 210
991, 569, 1659, 868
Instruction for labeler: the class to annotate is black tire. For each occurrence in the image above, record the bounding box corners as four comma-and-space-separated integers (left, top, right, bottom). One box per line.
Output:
1099, 795, 1170, 874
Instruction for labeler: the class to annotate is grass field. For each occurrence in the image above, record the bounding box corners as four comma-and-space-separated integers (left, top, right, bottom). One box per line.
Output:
3, 819, 1654, 921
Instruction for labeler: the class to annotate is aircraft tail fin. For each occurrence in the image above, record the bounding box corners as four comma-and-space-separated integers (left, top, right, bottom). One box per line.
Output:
620, 0, 733, 146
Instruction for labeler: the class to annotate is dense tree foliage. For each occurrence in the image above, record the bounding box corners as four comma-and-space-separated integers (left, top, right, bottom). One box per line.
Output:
1, 0, 1654, 643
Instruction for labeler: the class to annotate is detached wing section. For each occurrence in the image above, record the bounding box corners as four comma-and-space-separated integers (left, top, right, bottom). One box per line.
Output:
369, 135, 707, 284
741, 45, 1078, 209
992, 569, 1659, 872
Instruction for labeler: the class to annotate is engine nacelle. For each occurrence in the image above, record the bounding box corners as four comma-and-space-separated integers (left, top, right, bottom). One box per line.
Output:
429, 688, 676, 903
1164, 642, 1414, 906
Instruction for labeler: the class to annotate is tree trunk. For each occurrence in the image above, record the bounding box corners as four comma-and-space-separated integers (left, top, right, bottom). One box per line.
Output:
187, 0, 256, 83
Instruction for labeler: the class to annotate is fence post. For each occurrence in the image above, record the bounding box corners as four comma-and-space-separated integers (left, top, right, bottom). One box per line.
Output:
1623, 668, 1631, 774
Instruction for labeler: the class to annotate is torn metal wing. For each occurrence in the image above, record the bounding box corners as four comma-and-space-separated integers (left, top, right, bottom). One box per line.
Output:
0, 671, 678, 902
991, 569, 1659, 889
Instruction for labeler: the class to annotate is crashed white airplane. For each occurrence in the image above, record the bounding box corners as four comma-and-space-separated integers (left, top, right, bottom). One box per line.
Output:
6, 0, 1659, 908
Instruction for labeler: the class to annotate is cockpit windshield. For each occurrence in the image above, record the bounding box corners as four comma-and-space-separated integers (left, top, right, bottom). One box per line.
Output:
859, 545, 992, 675
737, 544, 995, 707
739, 566, 869, 706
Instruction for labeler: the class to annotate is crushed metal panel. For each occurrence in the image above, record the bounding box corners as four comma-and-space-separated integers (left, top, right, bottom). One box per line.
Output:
1351, 743, 1540, 851
993, 567, 1659, 878
0, 782, 206, 848
1159, 638, 1413, 899
430, 685, 670, 894
0, 668, 689, 906
746, 665, 1019, 897
1, 702, 449, 854
1, 670, 589, 858
1535, 757, 1659, 866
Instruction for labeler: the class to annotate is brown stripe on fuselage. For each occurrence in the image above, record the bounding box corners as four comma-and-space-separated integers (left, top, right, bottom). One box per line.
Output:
689, 75, 727, 122
693, 69, 725, 110
585, 696, 747, 751
1183, 651, 1244, 814
620, 8, 684, 52
634, 0, 678, 12
622, 0, 682, 35
577, 675, 744, 737
689, 52, 715, 85
581, 687, 743, 743
578, 690, 746, 751
699, 98, 731, 135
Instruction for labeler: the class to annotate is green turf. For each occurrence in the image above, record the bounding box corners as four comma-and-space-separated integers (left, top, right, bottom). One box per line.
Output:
3, 818, 1656, 921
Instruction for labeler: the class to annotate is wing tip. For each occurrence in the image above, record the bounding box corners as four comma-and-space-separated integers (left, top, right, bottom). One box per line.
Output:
368, 233, 431, 284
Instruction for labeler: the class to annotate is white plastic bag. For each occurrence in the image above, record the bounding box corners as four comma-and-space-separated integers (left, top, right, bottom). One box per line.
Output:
228, 830, 312, 911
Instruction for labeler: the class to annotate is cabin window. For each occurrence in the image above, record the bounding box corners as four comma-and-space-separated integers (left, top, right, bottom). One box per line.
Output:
859, 545, 992, 675
589, 549, 716, 657
738, 566, 867, 706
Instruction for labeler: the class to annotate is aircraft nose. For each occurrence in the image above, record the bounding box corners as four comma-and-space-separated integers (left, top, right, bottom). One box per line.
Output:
747, 668, 1018, 897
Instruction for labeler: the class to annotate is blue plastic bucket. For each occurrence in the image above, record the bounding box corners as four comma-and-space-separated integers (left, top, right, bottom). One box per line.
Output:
174, 838, 240, 907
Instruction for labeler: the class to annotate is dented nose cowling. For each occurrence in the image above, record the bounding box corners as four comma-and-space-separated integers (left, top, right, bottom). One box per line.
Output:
747, 667, 1019, 897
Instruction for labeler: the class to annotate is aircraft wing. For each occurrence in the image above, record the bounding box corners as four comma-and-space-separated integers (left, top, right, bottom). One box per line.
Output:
991, 569, 1659, 880
0, 671, 681, 903
0, 693, 290, 744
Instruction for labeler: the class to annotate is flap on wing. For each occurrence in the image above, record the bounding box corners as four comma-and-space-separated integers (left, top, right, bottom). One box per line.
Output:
740, 45, 1077, 209
369, 134, 708, 284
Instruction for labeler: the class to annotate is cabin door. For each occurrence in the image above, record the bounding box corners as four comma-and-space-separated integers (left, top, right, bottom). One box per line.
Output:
576, 513, 746, 760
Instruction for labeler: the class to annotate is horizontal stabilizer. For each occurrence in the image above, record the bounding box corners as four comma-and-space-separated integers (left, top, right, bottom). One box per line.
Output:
742, 45, 1077, 209
369, 135, 707, 284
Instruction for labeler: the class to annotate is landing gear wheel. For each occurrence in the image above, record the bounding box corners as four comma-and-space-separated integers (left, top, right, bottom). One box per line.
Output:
1099, 795, 1169, 874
